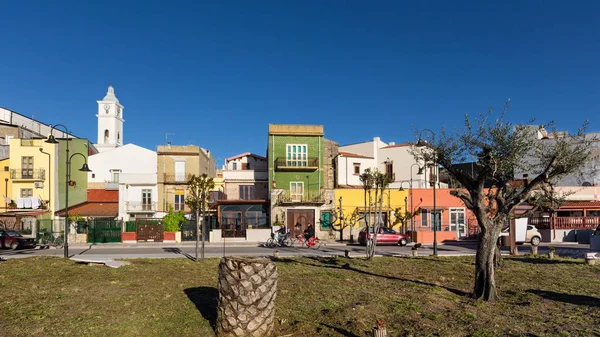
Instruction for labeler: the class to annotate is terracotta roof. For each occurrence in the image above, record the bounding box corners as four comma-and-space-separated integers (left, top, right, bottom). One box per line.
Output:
558, 200, 600, 209
226, 152, 266, 162
338, 152, 374, 159
381, 143, 414, 149
55, 202, 118, 217
87, 189, 119, 202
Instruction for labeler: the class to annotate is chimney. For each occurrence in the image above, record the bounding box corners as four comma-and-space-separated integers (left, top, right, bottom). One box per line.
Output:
388, 142, 395, 146
523, 174, 529, 186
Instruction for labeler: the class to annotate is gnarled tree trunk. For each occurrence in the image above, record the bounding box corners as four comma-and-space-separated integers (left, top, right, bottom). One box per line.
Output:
474, 229, 501, 301
216, 257, 278, 337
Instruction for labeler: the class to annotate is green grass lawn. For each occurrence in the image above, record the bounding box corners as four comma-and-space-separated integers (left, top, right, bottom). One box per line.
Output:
1, 255, 599, 337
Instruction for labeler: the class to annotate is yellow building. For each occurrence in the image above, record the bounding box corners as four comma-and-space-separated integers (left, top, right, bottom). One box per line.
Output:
333, 188, 409, 240
9, 137, 90, 220
0, 158, 12, 211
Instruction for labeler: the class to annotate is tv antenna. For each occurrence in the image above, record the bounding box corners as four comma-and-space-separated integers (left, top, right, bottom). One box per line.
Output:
165, 133, 175, 145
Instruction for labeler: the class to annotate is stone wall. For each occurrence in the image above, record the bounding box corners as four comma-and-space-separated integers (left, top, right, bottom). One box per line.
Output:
323, 138, 339, 190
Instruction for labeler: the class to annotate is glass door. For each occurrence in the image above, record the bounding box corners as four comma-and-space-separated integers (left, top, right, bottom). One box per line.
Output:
450, 208, 466, 238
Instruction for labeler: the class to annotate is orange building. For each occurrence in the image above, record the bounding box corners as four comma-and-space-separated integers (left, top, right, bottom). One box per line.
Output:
406, 188, 479, 244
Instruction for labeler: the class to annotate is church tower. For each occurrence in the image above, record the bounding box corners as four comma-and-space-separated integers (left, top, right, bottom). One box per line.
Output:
95, 85, 124, 152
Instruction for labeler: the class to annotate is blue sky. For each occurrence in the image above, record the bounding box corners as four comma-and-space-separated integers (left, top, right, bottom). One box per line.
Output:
1, 1, 598, 166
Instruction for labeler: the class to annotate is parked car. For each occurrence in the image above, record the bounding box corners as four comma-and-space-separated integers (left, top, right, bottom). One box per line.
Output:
358, 227, 411, 246
500, 225, 542, 246
0, 230, 36, 250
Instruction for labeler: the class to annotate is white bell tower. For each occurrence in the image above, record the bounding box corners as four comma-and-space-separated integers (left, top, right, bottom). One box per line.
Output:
95, 85, 124, 152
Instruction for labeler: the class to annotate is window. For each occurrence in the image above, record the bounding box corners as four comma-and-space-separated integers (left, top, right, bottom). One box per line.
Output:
104, 129, 109, 144
91, 173, 95, 178
421, 209, 428, 227
353, 163, 361, 175
110, 169, 121, 183
174, 190, 184, 211
142, 189, 152, 211
385, 162, 393, 180
429, 209, 442, 232
239, 185, 254, 200
21, 156, 33, 179
290, 181, 304, 201
233, 162, 237, 170
320, 211, 332, 230
20, 188, 33, 197
175, 161, 186, 181
286, 144, 308, 167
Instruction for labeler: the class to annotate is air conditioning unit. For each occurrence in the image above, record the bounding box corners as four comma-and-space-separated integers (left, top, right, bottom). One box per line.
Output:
34, 182, 44, 188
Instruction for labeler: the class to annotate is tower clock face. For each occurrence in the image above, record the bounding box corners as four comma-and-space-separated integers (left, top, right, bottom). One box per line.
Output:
104, 104, 110, 113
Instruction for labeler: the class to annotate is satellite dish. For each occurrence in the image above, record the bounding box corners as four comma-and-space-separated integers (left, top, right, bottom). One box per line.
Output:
582, 181, 592, 187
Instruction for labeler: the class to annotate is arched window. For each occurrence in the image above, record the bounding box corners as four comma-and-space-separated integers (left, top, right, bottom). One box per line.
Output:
104, 130, 110, 144
117, 132, 121, 144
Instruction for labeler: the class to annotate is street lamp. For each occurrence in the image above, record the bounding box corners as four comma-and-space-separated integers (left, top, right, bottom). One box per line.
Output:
45, 125, 92, 258
417, 128, 438, 256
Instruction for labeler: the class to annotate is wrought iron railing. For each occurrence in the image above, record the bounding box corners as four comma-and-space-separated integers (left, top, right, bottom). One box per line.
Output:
529, 216, 600, 230
277, 189, 325, 204
274, 157, 319, 170
10, 169, 45, 180
161, 173, 192, 183
126, 201, 157, 212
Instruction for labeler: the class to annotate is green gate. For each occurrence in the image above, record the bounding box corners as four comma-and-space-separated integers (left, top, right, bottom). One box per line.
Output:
87, 219, 122, 243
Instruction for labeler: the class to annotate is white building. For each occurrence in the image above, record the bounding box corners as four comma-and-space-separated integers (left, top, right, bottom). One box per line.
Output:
88, 144, 158, 220
94, 85, 124, 153
88, 86, 158, 221
336, 137, 444, 189
222, 152, 269, 200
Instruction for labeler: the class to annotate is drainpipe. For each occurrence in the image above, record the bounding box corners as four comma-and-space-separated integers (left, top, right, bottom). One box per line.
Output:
318, 136, 321, 191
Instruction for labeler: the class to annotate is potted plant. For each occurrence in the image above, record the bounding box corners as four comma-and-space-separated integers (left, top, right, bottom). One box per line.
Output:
548, 246, 556, 259
8, 200, 16, 209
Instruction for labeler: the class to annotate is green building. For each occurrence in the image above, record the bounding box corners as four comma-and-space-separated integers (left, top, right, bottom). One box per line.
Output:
267, 124, 337, 239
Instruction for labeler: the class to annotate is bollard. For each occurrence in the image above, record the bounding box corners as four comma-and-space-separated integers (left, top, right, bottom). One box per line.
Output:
344, 249, 349, 258
530, 246, 538, 255
273, 250, 279, 258
411, 248, 418, 257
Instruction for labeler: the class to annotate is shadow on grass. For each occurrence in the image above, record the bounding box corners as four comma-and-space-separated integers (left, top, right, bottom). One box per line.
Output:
506, 257, 581, 265
163, 247, 195, 261
184, 287, 219, 330
526, 289, 600, 307
277, 256, 471, 298
321, 323, 361, 337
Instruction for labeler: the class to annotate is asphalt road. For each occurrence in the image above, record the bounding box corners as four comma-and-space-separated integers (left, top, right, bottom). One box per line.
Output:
1, 241, 593, 260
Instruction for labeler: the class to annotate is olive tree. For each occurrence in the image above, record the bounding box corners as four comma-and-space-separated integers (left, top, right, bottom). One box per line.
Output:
412, 102, 597, 301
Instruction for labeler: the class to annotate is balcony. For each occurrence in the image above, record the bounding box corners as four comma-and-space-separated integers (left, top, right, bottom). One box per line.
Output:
276, 189, 325, 205
105, 181, 119, 190
126, 201, 157, 213
10, 169, 45, 181
275, 157, 319, 171
529, 216, 600, 230
161, 173, 192, 184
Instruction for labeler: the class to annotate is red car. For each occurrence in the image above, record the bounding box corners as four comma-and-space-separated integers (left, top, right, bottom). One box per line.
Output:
0, 230, 36, 250
358, 227, 410, 246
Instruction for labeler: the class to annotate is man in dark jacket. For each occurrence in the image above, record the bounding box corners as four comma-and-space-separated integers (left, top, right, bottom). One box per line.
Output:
304, 223, 315, 242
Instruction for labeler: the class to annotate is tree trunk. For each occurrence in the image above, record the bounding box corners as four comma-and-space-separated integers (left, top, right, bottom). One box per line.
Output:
216, 257, 278, 337
474, 230, 500, 301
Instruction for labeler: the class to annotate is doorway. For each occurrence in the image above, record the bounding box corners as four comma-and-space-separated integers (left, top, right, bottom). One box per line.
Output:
450, 208, 466, 238
287, 209, 315, 238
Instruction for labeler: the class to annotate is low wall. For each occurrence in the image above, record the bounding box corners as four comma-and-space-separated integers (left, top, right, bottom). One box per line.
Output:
540, 229, 594, 243
209, 229, 272, 243
413, 231, 457, 244
68, 234, 87, 244
122, 232, 136, 243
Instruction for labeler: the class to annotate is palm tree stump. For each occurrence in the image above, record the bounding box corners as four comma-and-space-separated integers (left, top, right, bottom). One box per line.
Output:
216, 257, 278, 337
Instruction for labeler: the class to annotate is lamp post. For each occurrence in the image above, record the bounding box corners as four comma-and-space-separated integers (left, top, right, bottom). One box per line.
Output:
417, 128, 437, 256
4, 178, 8, 211
45, 125, 92, 258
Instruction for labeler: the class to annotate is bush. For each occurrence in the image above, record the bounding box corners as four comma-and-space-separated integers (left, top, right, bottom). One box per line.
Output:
163, 206, 186, 232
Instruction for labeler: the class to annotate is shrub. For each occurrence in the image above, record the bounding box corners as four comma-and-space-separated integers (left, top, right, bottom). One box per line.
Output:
163, 206, 186, 232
